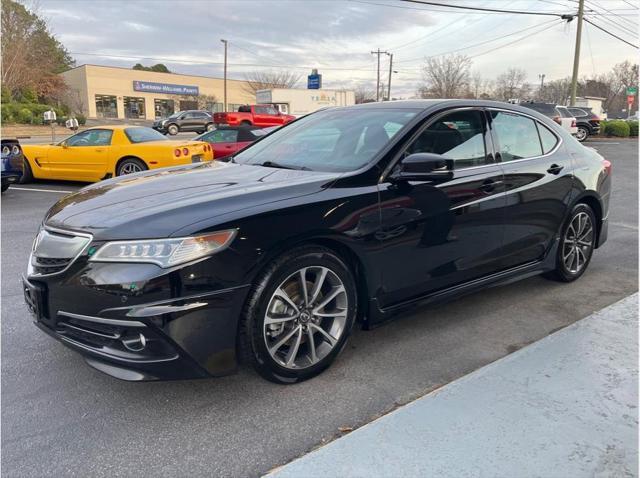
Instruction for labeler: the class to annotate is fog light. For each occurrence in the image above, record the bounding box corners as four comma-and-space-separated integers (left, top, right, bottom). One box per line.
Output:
122, 333, 146, 352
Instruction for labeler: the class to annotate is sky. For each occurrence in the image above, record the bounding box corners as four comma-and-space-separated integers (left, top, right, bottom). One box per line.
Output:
27, 0, 639, 97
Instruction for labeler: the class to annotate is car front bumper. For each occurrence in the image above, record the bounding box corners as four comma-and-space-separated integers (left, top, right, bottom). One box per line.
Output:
24, 255, 252, 381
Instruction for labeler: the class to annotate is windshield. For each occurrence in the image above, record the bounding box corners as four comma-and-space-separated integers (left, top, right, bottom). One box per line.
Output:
233, 108, 418, 172
125, 127, 168, 143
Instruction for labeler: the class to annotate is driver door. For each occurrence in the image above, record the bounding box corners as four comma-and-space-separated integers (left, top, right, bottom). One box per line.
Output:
45, 129, 112, 181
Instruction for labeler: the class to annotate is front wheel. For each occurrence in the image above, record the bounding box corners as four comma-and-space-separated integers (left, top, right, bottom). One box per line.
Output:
167, 124, 179, 135
239, 246, 357, 384
545, 203, 596, 282
205, 123, 215, 132
576, 126, 589, 142
116, 158, 147, 176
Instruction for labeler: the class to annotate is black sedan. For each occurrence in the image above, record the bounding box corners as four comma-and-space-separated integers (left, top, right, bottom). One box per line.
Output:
23, 100, 611, 384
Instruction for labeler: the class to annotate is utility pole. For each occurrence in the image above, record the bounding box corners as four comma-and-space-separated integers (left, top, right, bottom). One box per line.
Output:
538, 73, 545, 98
569, 0, 585, 106
387, 53, 394, 101
371, 49, 389, 102
220, 39, 228, 112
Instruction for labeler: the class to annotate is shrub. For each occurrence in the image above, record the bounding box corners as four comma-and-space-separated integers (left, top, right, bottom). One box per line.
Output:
76, 114, 86, 125
16, 107, 34, 124
606, 120, 630, 137
628, 120, 638, 137
598, 120, 607, 136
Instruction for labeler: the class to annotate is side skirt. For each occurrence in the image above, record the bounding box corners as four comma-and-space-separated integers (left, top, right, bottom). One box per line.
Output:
364, 238, 560, 329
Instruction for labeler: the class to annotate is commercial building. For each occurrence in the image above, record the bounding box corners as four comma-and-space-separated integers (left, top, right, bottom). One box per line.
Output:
60, 64, 256, 120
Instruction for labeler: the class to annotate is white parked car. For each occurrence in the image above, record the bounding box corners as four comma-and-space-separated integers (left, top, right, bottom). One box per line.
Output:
556, 106, 578, 136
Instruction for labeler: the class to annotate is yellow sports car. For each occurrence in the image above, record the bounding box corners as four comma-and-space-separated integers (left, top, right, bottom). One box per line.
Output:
20, 125, 214, 183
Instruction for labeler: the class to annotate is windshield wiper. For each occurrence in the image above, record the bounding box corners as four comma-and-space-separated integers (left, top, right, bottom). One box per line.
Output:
259, 161, 311, 171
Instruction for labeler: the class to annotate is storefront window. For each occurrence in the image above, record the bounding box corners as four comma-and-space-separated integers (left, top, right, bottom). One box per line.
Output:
154, 99, 174, 119
124, 96, 145, 119
207, 102, 224, 113
95, 95, 117, 118
179, 100, 198, 111
227, 103, 244, 112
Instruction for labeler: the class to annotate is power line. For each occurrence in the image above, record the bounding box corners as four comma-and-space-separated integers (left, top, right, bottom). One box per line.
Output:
349, 0, 520, 14
585, 0, 638, 31
583, 17, 639, 48
400, 0, 573, 17
394, 18, 558, 63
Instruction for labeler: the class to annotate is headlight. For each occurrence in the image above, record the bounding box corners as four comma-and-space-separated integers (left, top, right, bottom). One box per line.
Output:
12, 145, 20, 155
89, 230, 237, 267
1, 146, 9, 156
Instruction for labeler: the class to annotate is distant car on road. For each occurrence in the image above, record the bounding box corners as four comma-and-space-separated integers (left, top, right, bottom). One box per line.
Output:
21, 126, 213, 182
213, 104, 295, 127
556, 106, 578, 136
1, 139, 24, 191
194, 125, 275, 160
567, 107, 602, 142
153, 110, 215, 135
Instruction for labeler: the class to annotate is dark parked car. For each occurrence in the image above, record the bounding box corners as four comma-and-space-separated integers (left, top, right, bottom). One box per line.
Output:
519, 102, 563, 125
152, 110, 214, 135
567, 107, 601, 142
23, 100, 611, 384
194, 125, 274, 160
1, 139, 24, 191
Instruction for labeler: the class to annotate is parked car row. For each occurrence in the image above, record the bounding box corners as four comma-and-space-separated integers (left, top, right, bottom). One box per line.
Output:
1, 139, 24, 192
518, 101, 601, 142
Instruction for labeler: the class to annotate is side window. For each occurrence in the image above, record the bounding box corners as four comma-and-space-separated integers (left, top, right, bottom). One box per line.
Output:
537, 123, 559, 154
569, 108, 587, 118
209, 130, 239, 143
490, 111, 543, 161
254, 106, 268, 115
66, 130, 113, 147
405, 109, 488, 168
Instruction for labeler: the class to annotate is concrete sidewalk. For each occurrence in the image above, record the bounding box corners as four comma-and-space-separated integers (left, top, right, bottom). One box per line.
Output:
267, 294, 639, 478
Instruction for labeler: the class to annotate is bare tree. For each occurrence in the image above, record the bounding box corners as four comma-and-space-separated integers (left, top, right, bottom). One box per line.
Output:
354, 84, 376, 104
241, 70, 302, 96
61, 88, 87, 115
539, 77, 572, 105
417, 54, 471, 99
494, 68, 529, 101
467, 71, 493, 99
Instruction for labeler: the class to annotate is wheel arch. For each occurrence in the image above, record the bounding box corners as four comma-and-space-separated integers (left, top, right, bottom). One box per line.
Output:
115, 155, 147, 175
572, 192, 603, 246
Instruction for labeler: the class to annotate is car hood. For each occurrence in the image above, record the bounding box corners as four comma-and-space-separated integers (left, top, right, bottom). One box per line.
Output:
44, 161, 340, 240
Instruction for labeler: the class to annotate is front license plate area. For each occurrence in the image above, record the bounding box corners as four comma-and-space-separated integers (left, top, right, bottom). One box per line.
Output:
191, 154, 202, 163
22, 278, 47, 322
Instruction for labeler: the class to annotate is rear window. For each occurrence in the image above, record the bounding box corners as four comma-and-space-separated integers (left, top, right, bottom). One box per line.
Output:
125, 127, 168, 143
557, 107, 573, 118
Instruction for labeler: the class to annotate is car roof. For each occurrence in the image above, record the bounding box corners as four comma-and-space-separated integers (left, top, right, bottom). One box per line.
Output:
83, 125, 155, 131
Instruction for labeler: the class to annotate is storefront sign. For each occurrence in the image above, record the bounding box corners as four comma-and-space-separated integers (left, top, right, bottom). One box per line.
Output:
307, 74, 322, 89
133, 81, 199, 96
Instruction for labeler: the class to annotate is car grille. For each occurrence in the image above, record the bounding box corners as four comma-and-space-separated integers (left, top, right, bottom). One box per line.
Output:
29, 227, 92, 276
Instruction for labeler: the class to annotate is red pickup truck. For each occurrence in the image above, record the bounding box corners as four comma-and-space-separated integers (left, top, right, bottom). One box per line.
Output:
213, 105, 295, 127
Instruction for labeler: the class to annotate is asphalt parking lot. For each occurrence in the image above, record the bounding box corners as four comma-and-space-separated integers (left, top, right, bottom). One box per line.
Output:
1, 140, 638, 477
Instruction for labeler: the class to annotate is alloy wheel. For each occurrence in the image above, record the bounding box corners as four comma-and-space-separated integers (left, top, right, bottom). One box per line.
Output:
263, 266, 348, 370
576, 127, 588, 141
562, 211, 594, 274
120, 162, 143, 174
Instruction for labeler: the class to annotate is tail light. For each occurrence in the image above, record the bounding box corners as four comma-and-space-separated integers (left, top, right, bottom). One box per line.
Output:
182, 147, 189, 156
603, 159, 612, 176
553, 116, 562, 125
174, 148, 181, 157
571, 119, 576, 127
593, 115, 601, 121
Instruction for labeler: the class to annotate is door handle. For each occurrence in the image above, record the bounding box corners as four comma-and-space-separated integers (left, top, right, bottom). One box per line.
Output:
479, 178, 502, 193
547, 164, 564, 175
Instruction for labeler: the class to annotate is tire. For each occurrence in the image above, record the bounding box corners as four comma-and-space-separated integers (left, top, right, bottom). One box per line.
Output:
205, 123, 215, 132
545, 203, 596, 282
240, 120, 252, 126
116, 158, 147, 176
1, 183, 9, 192
239, 246, 358, 384
18, 158, 33, 184
167, 124, 179, 135
576, 126, 589, 142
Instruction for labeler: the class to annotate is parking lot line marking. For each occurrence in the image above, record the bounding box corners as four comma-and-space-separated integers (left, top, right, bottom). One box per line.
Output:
10, 187, 74, 194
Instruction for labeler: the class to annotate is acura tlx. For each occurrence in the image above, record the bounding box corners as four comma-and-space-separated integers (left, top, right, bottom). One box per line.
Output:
23, 100, 610, 384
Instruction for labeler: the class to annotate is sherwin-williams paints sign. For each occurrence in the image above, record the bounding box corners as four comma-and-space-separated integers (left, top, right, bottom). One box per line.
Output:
133, 81, 199, 96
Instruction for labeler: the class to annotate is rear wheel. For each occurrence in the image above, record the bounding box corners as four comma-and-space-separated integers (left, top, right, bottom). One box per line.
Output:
1, 183, 9, 192
167, 124, 179, 135
576, 126, 589, 142
18, 159, 33, 184
240, 120, 252, 126
116, 158, 147, 176
205, 123, 215, 132
546, 203, 596, 282
239, 246, 357, 384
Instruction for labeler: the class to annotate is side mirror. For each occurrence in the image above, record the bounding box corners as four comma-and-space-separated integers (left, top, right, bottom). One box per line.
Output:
61, 141, 69, 149
390, 153, 454, 182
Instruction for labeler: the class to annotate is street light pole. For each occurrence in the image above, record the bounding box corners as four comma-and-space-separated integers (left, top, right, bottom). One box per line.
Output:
538, 73, 545, 97
371, 49, 389, 102
220, 39, 228, 112
569, 0, 585, 106
387, 53, 394, 101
